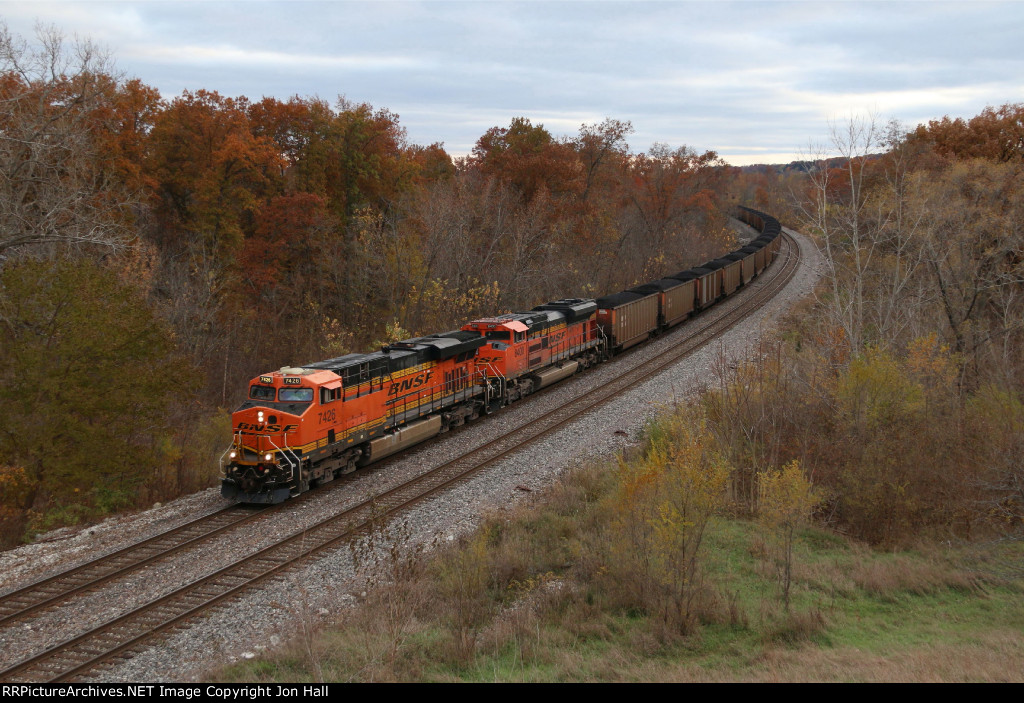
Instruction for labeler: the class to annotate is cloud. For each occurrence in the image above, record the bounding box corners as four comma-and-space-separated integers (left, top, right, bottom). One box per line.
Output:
3, 0, 1021, 165
137, 44, 423, 71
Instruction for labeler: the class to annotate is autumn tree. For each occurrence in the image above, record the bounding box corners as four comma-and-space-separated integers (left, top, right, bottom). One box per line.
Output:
910, 103, 1024, 163
914, 158, 1024, 370
797, 116, 883, 355
613, 143, 728, 287
472, 116, 581, 202
758, 461, 820, 610
146, 89, 284, 257
571, 118, 633, 203
606, 410, 730, 634
0, 258, 192, 541
0, 23, 138, 256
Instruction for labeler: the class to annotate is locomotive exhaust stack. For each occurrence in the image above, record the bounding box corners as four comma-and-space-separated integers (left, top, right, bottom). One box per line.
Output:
220, 208, 784, 504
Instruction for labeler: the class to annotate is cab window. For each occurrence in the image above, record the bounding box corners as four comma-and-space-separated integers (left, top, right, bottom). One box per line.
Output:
486, 331, 511, 341
279, 387, 313, 402
249, 385, 275, 401
320, 387, 342, 403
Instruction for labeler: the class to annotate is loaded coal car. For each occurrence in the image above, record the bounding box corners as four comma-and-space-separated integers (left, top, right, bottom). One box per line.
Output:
704, 258, 742, 295
595, 290, 660, 353
742, 242, 768, 276
738, 206, 767, 232
221, 330, 489, 503
754, 236, 777, 263
724, 250, 755, 285
627, 277, 697, 329
671, 266, 719, 309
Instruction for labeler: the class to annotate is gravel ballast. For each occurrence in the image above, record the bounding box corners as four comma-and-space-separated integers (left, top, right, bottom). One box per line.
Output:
0, 226, 821, 682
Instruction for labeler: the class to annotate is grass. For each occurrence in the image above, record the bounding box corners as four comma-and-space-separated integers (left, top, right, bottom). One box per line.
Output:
213, 459, 1024, 683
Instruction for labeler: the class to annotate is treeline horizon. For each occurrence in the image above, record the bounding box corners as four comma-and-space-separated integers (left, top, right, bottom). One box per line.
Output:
0, 22, 1021, 555
0, 25, 734, 543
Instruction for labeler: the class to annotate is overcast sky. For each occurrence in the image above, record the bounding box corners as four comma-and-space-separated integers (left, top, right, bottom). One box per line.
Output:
2, 1, 1020, 165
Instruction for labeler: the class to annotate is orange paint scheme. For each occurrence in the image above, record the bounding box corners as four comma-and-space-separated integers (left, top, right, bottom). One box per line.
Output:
461, 316, 600, 381
225, 348, 488, 502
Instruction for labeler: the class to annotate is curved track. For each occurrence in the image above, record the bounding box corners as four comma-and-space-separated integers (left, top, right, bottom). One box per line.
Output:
0, 231, 800, 683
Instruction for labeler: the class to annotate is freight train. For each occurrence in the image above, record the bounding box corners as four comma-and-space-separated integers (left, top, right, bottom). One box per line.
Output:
220, 207, 784, 503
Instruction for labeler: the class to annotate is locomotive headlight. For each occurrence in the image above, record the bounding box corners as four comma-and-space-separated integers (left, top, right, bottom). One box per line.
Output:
229, 451, 237, 459
257, 411, 265, 422
264, 453, 273, 461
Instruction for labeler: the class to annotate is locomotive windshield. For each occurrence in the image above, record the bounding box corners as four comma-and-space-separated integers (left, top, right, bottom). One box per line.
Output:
279, 387, 313, 402
249, 385, 275, 401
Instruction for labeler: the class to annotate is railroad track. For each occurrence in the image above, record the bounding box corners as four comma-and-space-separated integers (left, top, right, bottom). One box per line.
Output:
0, 419, 440, 628
0, 232, 800, 682
0, 506, 265, 629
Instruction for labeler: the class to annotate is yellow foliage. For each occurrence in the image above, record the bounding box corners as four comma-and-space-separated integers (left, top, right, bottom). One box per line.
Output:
968, 384, 1024, 430
406, 277, 502, 333
905, 333, 961, 394
607, 410, 730, 632
757, 460, 820, 609
758, 460, 820, 532
0, 464, 36, 509
836, 346, 924, 430
317, 312, 356, 358
373, 319, 411, 348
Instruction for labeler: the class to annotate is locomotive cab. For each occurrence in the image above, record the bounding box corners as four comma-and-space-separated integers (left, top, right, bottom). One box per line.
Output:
221, 367, 330, 503
222, 332, 493, 504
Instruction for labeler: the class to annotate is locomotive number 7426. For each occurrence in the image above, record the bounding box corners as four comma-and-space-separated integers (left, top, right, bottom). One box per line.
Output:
318, 409, 336, 424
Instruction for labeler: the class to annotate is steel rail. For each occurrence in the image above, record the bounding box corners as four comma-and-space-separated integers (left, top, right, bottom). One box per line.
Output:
0, 232, 800, 683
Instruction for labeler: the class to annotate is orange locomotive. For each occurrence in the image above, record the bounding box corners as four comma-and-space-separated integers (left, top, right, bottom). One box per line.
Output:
221, 207, 784, 504
462, 298, 603, 401
221, 299, 605, 503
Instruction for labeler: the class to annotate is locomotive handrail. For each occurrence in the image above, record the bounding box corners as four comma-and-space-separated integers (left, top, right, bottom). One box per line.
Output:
265, 435, 302, 489
384, 369, 489, 424
218, 429, 250, 475
265, 435, 300, 471
217, 438, 238, 474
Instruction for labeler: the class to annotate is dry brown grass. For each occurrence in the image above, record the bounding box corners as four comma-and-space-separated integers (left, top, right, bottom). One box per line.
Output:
849, 549, 982, 599
726, 630, 1024, 682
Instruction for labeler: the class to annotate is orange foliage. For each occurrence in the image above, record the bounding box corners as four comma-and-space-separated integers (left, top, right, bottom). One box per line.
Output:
472, 117, 582, 201
240, 192, 327, 290
146, 89, 285, 254
910, 103, 1024, 163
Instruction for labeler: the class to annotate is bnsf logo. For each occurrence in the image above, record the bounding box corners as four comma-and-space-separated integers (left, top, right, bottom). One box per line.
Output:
388, 370, 434, 396
236, 423, 299, 433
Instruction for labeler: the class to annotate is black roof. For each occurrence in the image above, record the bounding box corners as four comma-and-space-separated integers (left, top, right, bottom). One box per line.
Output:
532, 298, 598, 324
386, 333, 487, 360
596, 291, 645, 308
629, 278, 685, 294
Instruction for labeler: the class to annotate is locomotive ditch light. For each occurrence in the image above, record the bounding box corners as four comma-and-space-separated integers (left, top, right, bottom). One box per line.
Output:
264, 453, 273, 461
229, 451, 237, 459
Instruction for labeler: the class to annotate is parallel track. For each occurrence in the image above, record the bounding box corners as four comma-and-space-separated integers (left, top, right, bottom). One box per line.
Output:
0, 232, 800, 682
0, 506, 264, 629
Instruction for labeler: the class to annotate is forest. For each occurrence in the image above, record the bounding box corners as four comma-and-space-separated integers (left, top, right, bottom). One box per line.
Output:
0, 22, 1022, 565
219, 105, 1024, 682
0, 27, 732, 544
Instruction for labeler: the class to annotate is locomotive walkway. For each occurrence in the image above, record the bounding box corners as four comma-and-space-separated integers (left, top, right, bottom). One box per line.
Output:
0, 231, 801, 682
